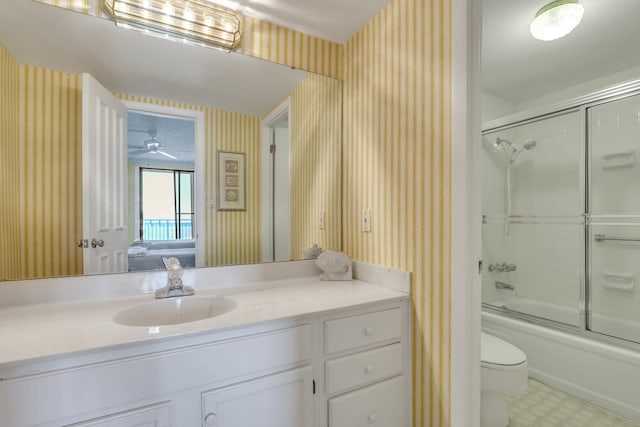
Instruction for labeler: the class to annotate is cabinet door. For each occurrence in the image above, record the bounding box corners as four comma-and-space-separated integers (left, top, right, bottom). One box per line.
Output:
202, 366, 313, 427
65, 402, 170, 427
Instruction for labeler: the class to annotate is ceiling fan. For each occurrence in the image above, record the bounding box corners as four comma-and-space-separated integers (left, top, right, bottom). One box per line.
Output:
128, 131, 178, 160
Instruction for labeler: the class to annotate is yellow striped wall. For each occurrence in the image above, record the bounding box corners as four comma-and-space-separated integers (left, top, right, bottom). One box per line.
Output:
115, 94, 262, 267
240, 16, 343, 80
35, 0, 95, 15
19, 65, 83, 280
289, 74, 342, 258
0, 45, 21, 281
34, 1, 343, 80
342, 0, 452, 426
205, 109, 261, 266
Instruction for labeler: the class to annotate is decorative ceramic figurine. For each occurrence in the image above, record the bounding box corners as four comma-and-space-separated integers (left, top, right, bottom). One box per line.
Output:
315, 250, 353, 281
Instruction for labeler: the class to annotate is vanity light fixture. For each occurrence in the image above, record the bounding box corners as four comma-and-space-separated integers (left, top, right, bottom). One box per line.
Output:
530, 0, 584, 41
101, 0, 242, 51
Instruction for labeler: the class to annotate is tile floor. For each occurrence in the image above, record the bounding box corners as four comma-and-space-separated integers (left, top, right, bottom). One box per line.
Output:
504, 378, 640, 427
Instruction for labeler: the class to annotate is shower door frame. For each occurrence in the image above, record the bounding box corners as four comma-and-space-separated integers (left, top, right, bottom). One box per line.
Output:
481, 77, 640, 351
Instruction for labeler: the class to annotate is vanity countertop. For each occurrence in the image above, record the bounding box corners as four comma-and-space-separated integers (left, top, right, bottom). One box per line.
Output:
0, 276, 408, 369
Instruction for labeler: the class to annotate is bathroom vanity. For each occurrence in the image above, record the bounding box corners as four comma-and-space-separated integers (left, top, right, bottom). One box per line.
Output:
0, 261, 411, 427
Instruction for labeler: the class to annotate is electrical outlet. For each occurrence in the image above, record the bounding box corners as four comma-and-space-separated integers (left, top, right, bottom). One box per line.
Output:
319, 210, 325, 230
362, 208, 372, 232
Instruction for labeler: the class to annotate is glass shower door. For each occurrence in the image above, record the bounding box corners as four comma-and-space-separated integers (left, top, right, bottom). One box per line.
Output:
588, 93, 640, 344
481, 111, 584, 326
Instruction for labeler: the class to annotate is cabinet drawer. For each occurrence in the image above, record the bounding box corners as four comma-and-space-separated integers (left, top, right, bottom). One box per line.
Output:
325, 343, 402, 395
65, 402, 170, 426
325, 308, 401, 354
328, 376, 405, 427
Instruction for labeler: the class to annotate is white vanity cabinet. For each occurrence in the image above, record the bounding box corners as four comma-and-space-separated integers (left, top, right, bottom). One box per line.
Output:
0, 321, 313, 427
0, 298, 409, 427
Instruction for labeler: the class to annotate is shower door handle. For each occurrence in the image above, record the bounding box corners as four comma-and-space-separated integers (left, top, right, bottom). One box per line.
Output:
594, 234, 640, 243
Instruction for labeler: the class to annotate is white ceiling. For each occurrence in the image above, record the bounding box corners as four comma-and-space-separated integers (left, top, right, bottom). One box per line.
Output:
210, 0, 391, 44
483, 0, 640, 104
128, 112, 196, 165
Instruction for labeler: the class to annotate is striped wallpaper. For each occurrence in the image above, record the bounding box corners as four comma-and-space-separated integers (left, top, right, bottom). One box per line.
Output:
0, 45, 21, 281
240, 16, 343, 80
34, 0, 343, 80
35, 0, 95, 15
289, 74, 342, 258
19, 65, 83, 280
205, 109, 261, 266
342, 0, 452, 426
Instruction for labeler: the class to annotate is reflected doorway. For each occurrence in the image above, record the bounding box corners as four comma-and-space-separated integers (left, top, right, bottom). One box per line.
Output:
261, 99, 291, 262
126, 108, 203, 271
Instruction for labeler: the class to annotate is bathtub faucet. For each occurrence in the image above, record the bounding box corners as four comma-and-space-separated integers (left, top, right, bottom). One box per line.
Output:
488, 262, 517, 273
495, 281, 515, 291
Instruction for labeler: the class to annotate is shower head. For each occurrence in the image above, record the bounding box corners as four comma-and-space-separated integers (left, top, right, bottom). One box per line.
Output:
511, 139, 537, 163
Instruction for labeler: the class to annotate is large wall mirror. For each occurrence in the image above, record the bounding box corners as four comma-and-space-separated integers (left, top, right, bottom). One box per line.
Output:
0, 0, 342, 282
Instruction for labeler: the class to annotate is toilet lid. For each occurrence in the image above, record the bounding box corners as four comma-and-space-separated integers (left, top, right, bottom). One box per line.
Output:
481, 332, 526, 366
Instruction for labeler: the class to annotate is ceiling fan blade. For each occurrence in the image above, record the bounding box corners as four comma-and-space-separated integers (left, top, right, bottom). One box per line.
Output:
157, 150, 178, 160
128, 149, 149, 156
128, 145, 147, 150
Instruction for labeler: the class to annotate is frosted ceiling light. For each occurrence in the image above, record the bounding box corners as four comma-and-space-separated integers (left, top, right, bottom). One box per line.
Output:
530, 0, 584, 41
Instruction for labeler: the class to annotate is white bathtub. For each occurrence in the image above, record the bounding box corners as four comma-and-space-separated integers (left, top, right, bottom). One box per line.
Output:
483, 299, 640, 422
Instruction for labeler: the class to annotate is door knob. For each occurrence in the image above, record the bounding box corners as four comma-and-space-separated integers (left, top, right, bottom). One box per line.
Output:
91, 238, 104, 248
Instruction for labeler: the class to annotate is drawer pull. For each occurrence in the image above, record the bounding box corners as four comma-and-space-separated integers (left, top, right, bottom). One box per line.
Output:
368, 412, 378, 423
365, 364, 375, 374
204, 412, 217, 425
364, 326, 374, 336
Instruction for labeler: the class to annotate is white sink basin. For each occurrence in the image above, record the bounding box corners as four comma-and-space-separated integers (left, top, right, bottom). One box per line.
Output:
113, 296, 237, 327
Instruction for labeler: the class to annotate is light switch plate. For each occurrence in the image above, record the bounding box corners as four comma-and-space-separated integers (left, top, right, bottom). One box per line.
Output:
362, 208, 372, 232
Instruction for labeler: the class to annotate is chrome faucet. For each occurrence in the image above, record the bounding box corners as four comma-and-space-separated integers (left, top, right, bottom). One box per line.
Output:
155, 257, 195, 299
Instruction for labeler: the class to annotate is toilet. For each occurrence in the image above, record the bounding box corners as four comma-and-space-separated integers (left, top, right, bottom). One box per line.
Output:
481, 332, 528, 427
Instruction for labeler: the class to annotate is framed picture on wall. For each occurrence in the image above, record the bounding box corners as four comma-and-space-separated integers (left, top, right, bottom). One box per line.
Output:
217, 151, 246, 211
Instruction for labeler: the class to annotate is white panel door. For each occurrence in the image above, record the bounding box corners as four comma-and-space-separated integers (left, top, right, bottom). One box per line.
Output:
273, 126, 291, 262
202, 367, 313, 427
82, 73, 128, 274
